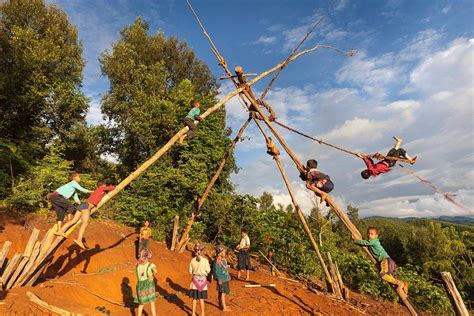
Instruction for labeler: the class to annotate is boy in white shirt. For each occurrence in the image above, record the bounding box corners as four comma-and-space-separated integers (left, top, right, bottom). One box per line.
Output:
236, 230, 251, 280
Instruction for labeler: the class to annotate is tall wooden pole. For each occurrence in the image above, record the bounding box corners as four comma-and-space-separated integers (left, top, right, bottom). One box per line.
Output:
176, 118, 252, 252
441, 272, 469, 316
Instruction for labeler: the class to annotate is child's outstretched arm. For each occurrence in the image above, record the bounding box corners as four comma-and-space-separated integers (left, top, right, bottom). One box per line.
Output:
71, 181, 92, 194
353, 238, 376, 246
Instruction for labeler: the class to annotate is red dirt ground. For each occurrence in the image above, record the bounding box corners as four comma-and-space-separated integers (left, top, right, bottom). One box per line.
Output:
0, 211, 411, 315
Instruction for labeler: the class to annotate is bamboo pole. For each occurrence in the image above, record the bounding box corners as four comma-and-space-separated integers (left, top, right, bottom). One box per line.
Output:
12, 241, 41, 288
258, 250, 281, 276
170, 215, 180, 251
26, 291, 79, 316
176, 118, 252, 252
273, 155, 335, 293
441, 272, 469, 316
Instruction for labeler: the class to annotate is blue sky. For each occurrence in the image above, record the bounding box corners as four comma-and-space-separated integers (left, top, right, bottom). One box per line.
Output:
52, 0, 474, 217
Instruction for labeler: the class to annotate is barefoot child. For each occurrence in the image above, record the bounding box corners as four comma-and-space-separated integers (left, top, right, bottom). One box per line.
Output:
267, 250, 277, 277
213, 244, 231, 312
304, 159, 334, 204
55, 181, 115, 249
358, 137, 417, 179
352, 227, 409, 297
236, 230, 251, 280
135, 249, 157, 316
189, 243, 210, 316
48, 172, 91, 230
179, 100, 203, 144
139, 220, 152, 252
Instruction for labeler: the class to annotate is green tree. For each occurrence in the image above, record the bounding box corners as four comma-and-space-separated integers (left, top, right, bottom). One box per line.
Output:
0, 0, 88, 144
100, 17, 219, 171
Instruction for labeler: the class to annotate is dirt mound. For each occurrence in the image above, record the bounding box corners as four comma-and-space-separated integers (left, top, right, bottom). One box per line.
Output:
0, 211, 410, 315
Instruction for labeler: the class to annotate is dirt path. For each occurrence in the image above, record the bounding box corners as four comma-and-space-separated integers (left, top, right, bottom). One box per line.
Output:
0, 211, 409, 315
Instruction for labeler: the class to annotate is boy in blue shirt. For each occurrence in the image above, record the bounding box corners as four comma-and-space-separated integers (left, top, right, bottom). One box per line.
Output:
48, 172, 91, 230
353, 227, 409, 297
179, 100, 203, 144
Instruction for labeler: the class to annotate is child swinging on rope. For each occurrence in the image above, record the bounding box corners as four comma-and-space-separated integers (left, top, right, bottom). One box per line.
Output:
179, 99, 203, 144
357, 137, 417, 179
352, 227, 409, 297
189, 243, 210, 316
304, 159, 334, 204
55, 180, 115, 250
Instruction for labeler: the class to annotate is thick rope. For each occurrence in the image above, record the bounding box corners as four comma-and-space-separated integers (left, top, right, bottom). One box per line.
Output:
274, 119, 470, 212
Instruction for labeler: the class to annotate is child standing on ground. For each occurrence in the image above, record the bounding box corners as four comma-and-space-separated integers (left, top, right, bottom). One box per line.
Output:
135, 249, 157, 316
267, 250, 277, 276
55, 181, 115, 249
179, 100, 203, 144
48, 172, 91, 230
304, 159, 334, 204
213, 244, 231, 312
236, 230, 251, 280
189, 243, 210, 316
357, 137, 417, 179
140, 221, 152, 252
352, 227, 409, 297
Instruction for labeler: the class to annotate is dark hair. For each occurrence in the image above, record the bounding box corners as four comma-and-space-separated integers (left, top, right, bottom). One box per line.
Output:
69, 171, 80, 181
367, 227, 379, 234
241, 229, 247, 234
190, 99, 199, 107
306, 159, 318, 169
97, 180, 107, 187
361, 169, 371, 179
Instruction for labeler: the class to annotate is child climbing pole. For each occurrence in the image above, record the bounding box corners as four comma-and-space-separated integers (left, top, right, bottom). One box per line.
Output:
179, 99, 203, 144
357, 137, 417, 179
352, 227, 409, 297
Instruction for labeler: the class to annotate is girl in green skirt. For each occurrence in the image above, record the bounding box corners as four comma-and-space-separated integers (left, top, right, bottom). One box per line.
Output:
135, 249, 157, 316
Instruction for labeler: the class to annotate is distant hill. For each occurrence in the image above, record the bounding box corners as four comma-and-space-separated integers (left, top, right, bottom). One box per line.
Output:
363, 215, 474, 233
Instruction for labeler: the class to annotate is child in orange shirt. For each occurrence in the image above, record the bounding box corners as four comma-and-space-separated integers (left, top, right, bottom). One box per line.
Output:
140, 221, 152, 252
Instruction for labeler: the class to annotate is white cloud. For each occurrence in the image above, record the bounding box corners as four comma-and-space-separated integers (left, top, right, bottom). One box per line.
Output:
254, 35, 277, 45
334, 0, 347, 11
229, 30, 474, 218
441, 5, 451, 14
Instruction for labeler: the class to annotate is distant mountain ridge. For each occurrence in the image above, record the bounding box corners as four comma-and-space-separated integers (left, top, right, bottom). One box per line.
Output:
364, 215, 474, 225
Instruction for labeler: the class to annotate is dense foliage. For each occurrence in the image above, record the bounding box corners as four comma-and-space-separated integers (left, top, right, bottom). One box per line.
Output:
1, 1, 472, 314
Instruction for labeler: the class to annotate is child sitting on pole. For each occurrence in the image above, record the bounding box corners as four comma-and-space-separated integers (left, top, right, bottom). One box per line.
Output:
304, 159, 334, 204
357, 137, 417, 179
352, 227, 409, 297
48, 172, 92, 230
179, 99, 203, 144
55, 180, 115, 249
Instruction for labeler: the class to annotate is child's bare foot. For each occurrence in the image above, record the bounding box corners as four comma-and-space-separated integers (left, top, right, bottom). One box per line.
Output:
74, 239, 88, 250
396, 281, 409, 297
223, 307, 232, 312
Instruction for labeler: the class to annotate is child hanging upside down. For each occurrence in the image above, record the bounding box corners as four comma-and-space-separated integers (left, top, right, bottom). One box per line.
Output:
55, 181, 115, 249
304, 159, 334, 204
357, 137, 417, 179
352, 227, 409, 297
179, 99, 203, 144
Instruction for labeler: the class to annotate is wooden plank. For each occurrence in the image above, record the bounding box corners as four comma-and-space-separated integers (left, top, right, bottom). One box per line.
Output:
0, 241, 12, 274
441, 271, 469, 316
5, 228, 40, 289
170, 215, 179, 251
327, 252, 342, 299
1, 253, 21, 288
13, 241, 41, 288
244, 284, 276, 288
25, 255, 53, 287
26, 291, 80, 316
